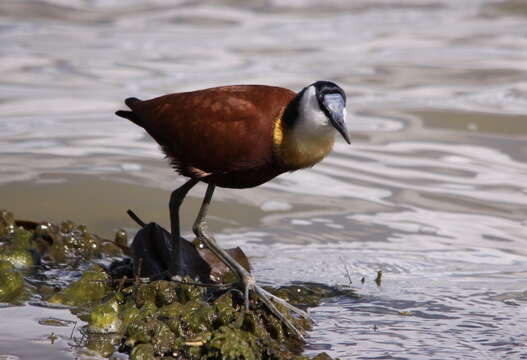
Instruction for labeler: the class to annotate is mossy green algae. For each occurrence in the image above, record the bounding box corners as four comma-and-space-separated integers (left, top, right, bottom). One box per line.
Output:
0, 210, 344, 360
0, 260, 24, 302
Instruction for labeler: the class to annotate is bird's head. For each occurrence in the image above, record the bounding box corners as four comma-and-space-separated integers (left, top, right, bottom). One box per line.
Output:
285, 81, 350, 144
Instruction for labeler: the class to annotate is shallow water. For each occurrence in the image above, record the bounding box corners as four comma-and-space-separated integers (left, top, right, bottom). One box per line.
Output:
1, 0, 527, 359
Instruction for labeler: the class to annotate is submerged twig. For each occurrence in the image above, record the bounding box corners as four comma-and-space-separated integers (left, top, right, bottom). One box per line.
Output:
374, 270, 383, 287
69, 321, 77, 339
339, 256, 353, 285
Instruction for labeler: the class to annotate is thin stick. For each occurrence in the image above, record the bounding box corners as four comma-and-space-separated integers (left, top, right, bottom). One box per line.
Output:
127, 209, 146, 228
69, 321, 77, 339
339, 256, 353, 285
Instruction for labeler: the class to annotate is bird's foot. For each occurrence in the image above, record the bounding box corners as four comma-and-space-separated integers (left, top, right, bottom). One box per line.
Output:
193, 211, 311, 340
240, 273, 311, 341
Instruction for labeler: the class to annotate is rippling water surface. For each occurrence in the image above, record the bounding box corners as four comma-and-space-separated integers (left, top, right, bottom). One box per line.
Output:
1, 0, 527, 359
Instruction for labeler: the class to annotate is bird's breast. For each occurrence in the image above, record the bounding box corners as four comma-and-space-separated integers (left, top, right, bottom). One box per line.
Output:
273, 109, 335, 170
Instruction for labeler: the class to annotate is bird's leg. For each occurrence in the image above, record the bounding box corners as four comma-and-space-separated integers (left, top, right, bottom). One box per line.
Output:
168, 178, 199, 278
192, 184, 310, 340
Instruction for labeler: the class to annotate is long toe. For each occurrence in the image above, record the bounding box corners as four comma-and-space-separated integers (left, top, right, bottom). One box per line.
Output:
256, 286, 312, 323
253, 284, 306, 341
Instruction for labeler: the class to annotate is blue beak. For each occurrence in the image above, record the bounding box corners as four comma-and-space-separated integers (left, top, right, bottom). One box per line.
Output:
323, 93, 350, 144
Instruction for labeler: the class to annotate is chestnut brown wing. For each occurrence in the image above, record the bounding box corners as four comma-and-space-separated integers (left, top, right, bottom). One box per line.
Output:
126, 85, 296, 178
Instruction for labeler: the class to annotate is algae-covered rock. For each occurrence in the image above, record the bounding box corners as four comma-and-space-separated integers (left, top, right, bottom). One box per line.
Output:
38, 318, 71, 327
269, 283, 358, 308
48, 264, 110, 306
0, 248, 34, 269
5, 226, 34, 250
150, 320, 177, 354
120, 301, 141, 330
213, 292, 237, 326
85, 333, 120, 358
1, 211, 125, 265
36, 218, 123, 263
114, 229, 128, 248
312, 353, 334, 360
0, 210, 15, 237
101, 241, 124, 257
164, 300, 215, 338
0, 210, 343, 360
152, 280, 178, 306
206, 325, 258, 360
130, 343, 155, 360
89, 297, 121, 333
133, 283, 157, 309
0, 260, 24, 302
126, 317, 153, 344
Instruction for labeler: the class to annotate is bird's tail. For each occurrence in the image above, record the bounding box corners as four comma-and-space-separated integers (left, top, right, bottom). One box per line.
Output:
115, 97, 143, 127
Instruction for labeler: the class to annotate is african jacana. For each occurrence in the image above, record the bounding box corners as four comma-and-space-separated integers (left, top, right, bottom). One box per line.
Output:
116, 81, 349, 339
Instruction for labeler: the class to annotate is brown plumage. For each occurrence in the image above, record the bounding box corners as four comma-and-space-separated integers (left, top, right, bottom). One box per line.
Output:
116, 81, 348, 340
117, 85, 296, 188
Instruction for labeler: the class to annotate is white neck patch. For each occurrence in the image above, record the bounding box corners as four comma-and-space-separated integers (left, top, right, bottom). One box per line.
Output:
295, 85, 336, 138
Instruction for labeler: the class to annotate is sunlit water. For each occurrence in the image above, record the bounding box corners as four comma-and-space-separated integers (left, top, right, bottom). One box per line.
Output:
1, 0, 527, 359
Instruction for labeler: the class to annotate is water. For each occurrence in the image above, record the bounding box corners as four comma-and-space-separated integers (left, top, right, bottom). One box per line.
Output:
1, 0, 527, 358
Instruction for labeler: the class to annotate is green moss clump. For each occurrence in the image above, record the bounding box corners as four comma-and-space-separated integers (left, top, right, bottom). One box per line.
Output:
0, 260, 24, 302
150, 320, 177, 354
6, 227, 34, 251
213, 292, 237, 326
0, 210, 125, 266
0, 248, 34, 269
89, 297, 121, 333
268, 283, 358, 308
120, 300, 142, 329
38, 318, 71, 327
126, 317, 157, 344
0, 210, 15, 237
85, 333, 121, 358
48, 265, 110, 306
114, 229, 128, 248
130, 343, 155, 360
206, 325, 258, 360
107, 278, 322, 360
312, 353, 334, 360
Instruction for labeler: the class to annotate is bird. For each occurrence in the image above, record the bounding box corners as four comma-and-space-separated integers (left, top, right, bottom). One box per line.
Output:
116, 81, 349, 339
